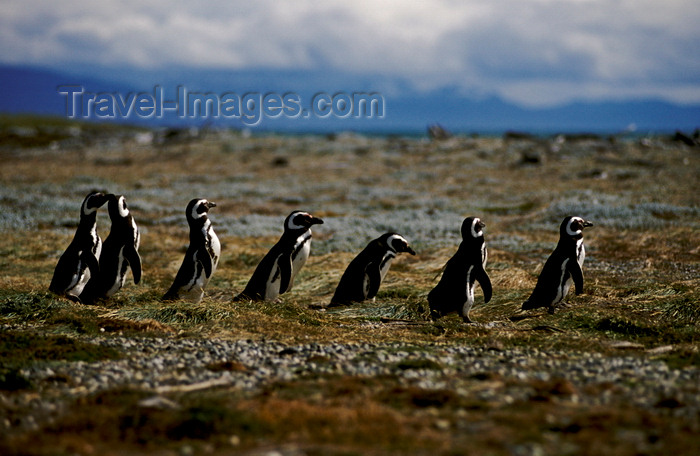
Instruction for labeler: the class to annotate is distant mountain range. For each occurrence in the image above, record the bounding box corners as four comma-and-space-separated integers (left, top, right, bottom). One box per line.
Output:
1, 64, 698, 134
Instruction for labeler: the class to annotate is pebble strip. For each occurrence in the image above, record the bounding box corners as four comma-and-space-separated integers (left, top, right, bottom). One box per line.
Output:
11, 336, 699, 426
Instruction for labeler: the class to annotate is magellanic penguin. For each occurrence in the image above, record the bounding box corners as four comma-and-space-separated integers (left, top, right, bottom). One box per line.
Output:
235, 211, 323, 301
522, 216, 593, 314
80, 194, 142, 303
162, 199, 220, 303
329, 233, 415, 306
428, 217, 492, 323
49, 191, 109, 301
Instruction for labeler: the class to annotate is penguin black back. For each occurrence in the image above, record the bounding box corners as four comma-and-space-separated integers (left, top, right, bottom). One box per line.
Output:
428, 217, 492, 323
235, 210, 323, 301
49, 191, 108, 300
522, 216, 593, 314
330, 233, 415, 306
162, 198, 220, 303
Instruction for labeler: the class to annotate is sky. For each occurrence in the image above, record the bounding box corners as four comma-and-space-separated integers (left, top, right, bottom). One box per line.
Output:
1, 0, 699, 107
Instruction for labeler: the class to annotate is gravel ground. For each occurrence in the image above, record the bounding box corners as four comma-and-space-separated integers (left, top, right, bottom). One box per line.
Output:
6, 332, 699, 434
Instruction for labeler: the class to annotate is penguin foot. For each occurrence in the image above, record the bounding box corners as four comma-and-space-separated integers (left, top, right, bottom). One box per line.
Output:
325, 300, 353, 309
65, 294, 83, 304
509, 313, 540, 322
429, 308, 443, 321
161, 293, 180, 302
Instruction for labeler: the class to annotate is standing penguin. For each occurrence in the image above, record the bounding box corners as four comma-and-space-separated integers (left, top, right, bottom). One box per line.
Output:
329, 233, 415, 306
49, 191, 109, 301
80, 194, 141, 303
162, 198, 220, 303
235, 210, 323, 301
522, 216, 593, 314
428, 217, 492, 323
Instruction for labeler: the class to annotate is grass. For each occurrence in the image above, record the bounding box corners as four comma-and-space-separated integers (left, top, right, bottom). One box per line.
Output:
0, 116, 698, 455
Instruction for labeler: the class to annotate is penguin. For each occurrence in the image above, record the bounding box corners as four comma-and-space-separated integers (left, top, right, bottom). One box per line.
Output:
80, 194, 142, 303
49, 191, 109, 301
235, 211, 323, 301
521, 216, 593, 314
162, 199, 220, 303
428, 217, 492, 323
329, 233, 415, 306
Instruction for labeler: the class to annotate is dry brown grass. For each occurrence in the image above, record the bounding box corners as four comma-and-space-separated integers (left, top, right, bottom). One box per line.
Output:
1, 125, 698, 455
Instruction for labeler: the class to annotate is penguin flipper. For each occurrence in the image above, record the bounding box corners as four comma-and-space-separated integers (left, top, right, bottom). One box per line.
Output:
81, 250, 101, 276
125, 245, 142, 284
365, 263, 382, 300
198, 249, 213, 278
278, 254, 294, 294
475, 267, 493, 303
569, 259, 584, 294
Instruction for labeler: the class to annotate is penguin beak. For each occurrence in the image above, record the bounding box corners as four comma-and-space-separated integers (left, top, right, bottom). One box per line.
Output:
207, 201, 217, 209
405, 246, 416, 255
309, 216, 324, 226
583, 220, 593, 228
95, 194, 109, 207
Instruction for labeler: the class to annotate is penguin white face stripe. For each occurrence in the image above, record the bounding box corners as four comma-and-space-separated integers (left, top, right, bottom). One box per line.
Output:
118, 196, 129, 218
386, 234, 409, 252
566, 217, 584, 236
82, 200, 98, 216
190, 200, 207, 220
471, 218, 483, 238
287, 212, 310, 230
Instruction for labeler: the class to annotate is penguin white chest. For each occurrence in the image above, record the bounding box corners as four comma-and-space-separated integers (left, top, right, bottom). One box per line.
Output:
205, 221, 221, 272
291, 232, 312, 278
462, 265, 476, 316
556, 258, 571, 304
576, 238, 585, 266
105, 246, 127, 297
70, 252, 91, 296
132, 218, 140, 250
379, 252, 396, 282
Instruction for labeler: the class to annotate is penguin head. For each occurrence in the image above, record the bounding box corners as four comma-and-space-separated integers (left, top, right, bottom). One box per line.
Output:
561, 216, 593, 238
81, 191, 108, 216
381, 233, 416, 255
186, 198, 217, 222
285, 211, 324, 231
461, 217, 486, 240
107, 194, 130, 220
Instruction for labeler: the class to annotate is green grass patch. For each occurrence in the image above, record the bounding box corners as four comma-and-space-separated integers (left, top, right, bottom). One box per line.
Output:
0, 290, 66, 321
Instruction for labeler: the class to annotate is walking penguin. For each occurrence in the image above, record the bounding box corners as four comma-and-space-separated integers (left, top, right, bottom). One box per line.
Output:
235, 210, 323, 301
80, 194, 141, 303
329, 233, 415, 306
521, 215, 593, 314
49, 191, 109, 301
428, 216, 492, 323
162, 198, 220, 303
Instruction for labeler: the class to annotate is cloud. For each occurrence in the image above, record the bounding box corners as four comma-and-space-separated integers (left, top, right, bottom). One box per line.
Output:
1, 0, 699, 106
